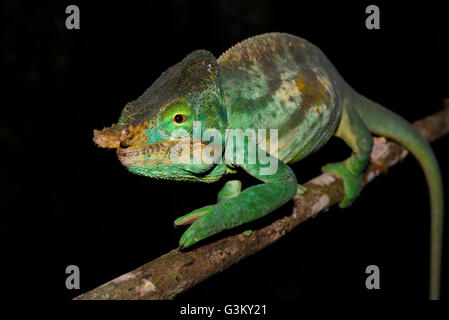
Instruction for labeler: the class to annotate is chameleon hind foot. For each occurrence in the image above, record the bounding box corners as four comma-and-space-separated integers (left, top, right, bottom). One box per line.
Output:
321, 162, 363, 208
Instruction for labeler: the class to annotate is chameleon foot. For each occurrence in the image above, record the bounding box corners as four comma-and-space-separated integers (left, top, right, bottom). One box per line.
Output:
321, 162, 363, 208
174, 208, 209, 227
177, 204, 228, 248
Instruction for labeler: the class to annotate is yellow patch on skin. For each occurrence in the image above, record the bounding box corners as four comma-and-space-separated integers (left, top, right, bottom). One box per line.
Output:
295, 69, 331, 110
316, 74, 333, 93
273, 81, 302, 109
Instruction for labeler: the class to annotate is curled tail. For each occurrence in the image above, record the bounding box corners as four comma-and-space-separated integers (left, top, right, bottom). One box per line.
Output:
353, 91, 444, 299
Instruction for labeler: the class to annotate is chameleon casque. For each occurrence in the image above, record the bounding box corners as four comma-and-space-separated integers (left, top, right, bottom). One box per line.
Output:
93, 33, 443, 299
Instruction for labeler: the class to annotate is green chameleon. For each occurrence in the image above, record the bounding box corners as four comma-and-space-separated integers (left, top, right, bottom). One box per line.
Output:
93, 33, 443, 299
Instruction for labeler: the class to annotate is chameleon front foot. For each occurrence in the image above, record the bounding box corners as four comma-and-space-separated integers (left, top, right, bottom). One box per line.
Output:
175, 180, 243, 228
321, 162, 363, 208
176, 204, 226, 248
174, 209, 208, 226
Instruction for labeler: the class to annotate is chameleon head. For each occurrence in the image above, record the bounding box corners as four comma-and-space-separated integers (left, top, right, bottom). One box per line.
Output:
93, 50, 228, 182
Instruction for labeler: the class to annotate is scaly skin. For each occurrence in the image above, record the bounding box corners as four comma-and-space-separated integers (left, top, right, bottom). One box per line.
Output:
93, 33, 443, 299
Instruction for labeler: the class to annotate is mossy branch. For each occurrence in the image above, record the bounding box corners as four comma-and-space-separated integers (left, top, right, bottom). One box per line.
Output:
75, 102, 449, 300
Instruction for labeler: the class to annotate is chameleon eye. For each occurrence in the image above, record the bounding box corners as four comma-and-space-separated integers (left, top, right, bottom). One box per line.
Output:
174, 114, 186, 124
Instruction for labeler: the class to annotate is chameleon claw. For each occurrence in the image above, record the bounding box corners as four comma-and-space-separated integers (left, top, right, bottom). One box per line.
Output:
179, 230, 199, 248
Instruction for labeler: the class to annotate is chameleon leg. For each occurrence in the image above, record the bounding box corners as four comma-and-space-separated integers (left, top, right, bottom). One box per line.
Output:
217, 180, 254, 236
176, 146, 298, 248
174, 180, 242, 226
322, 104, 373, 207
217, 180, 242, 203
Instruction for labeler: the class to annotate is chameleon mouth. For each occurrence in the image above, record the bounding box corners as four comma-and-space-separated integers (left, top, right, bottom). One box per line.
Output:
92, 123, 175, 167
116, 142, 172, 166
116, 140, 221, 181
116, 140, 210, 168
93, 122, 217, 172
117, 143, 166, 157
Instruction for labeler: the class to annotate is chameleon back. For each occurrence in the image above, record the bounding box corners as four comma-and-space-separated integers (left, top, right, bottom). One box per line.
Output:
218, 33, 345, 163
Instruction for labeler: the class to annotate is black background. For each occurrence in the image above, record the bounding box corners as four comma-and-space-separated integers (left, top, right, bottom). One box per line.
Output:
1, 0, 448, 301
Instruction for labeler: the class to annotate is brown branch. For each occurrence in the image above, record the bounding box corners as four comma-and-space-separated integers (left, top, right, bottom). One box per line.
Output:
75, 103, 449, 300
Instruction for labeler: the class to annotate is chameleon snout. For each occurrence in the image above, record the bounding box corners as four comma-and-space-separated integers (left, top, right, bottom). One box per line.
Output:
93, 125, 135, 149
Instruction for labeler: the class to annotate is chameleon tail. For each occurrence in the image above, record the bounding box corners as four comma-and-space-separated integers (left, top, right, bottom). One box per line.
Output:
353, 90, 444, 300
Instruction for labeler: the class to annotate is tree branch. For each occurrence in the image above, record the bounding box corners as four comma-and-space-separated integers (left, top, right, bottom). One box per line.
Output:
75, 102, 449, 300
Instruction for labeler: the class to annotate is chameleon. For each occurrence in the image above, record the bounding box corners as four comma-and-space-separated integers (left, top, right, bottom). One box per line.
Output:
93, 33, 443, 299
